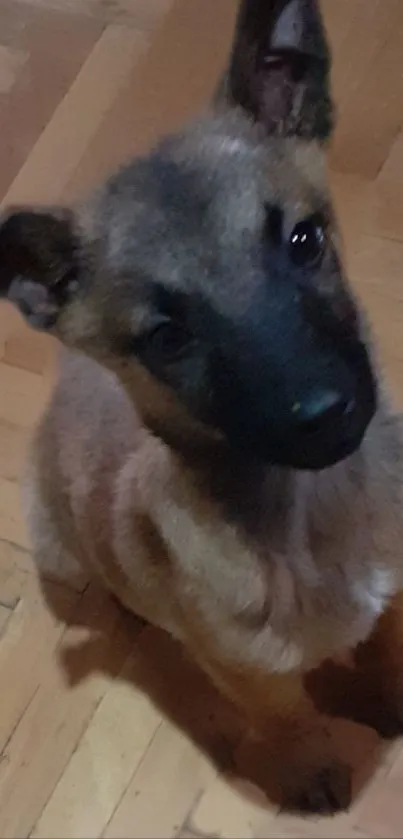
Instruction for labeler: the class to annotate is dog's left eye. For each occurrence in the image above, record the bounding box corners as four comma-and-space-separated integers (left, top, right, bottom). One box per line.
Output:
288, 216, 325, 268
148, 321, 193, 362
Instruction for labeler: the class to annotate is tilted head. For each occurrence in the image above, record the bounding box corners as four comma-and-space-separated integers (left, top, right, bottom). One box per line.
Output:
0, 0, 376, 470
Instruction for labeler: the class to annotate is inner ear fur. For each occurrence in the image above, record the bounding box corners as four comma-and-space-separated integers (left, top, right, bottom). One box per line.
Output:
226, 0, 333, 141
0, 207, 81, 330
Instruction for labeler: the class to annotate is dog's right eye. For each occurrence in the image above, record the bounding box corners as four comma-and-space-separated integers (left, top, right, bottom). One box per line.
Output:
147, 321, 193, 362
288, 215, 326, 268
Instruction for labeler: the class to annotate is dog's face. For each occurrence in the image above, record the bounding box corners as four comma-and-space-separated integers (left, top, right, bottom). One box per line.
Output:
0, 0, 376, 470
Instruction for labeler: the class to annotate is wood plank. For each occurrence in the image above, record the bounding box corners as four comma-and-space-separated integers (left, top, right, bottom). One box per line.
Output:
327, 0, 403, 178
0, 586, 136, 839
0, 0, 104, 201
14, 0, 172, 29
3, 24, 149, 207
0, 362, 50, 428
103, 721, 216, 839
31, 649, 162, 839
63, 0, 238, 200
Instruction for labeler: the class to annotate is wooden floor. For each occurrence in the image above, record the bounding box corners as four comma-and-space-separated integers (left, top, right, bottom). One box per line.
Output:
1, 0, 403, 836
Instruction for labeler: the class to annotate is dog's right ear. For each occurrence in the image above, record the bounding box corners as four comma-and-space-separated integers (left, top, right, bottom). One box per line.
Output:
225, 0, 333, 141
0, 208, 82, 332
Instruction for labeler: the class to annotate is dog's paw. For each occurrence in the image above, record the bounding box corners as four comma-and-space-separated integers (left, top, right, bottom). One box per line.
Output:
283, 760, 352, 815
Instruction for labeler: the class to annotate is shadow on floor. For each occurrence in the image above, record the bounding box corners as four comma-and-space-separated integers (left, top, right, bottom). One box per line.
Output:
39, 576, 390, 815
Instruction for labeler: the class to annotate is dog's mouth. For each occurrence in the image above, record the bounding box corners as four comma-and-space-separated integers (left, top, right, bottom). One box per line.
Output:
283, 342, 377, 471
214, 341, 377, 471
276, 393, 376, 470
225, 400, 375, 470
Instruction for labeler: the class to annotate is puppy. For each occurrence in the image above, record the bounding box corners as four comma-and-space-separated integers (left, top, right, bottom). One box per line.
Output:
1, 0, 403, 814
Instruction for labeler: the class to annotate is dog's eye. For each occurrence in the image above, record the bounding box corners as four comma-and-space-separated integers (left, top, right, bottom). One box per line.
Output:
288, 216, 325, 268
148, 321, 192, 362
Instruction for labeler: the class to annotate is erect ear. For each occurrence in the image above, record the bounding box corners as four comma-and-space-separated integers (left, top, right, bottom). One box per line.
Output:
0, 208, 81, 331
227, 0, 333, 141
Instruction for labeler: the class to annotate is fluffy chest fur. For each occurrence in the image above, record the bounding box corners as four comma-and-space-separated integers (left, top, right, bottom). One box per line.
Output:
136, 433, 400, 674
67, 387, 403, 676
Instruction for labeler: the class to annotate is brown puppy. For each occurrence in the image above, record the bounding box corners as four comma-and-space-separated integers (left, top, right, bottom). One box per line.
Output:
1, 0, 403, 814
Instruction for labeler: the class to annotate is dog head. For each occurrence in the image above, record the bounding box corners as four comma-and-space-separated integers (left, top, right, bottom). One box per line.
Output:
0, 0, 376, 470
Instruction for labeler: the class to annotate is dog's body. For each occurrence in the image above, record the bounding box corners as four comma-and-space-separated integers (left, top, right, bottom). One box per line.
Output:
29, 350, 401, 672
2, 0, 403, 814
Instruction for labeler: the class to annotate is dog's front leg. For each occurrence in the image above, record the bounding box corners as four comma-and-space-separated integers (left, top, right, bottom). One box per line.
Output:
202, 659, 352, 814
354, 591, 403, 738
138, 444, 351, 813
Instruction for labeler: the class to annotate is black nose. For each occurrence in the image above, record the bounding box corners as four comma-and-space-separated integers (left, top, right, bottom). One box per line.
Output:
294, 391, 355, 435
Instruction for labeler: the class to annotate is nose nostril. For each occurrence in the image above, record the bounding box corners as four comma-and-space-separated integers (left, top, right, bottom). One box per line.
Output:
295, 392, 355, 436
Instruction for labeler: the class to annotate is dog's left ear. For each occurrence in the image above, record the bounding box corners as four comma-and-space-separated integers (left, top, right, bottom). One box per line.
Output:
0, 208, 82, 331
227, 0, 333, 141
